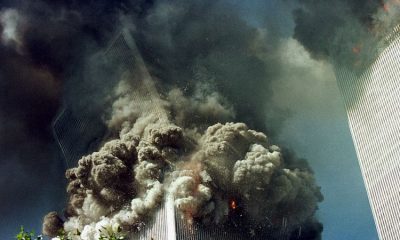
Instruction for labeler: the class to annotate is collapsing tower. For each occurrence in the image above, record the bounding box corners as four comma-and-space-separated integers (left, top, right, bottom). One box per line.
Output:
336, 25, 400, 240
53, 30, 296, 239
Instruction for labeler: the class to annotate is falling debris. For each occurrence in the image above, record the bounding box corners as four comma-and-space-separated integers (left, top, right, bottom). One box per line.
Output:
43, 45, 323, 238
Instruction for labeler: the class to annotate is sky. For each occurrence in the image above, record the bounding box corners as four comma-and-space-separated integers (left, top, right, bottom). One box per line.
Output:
0, 0, 387, 239
277, 91, 379, 240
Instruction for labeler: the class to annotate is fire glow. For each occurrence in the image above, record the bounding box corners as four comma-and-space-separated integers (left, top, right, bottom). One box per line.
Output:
230, 200, 237, 210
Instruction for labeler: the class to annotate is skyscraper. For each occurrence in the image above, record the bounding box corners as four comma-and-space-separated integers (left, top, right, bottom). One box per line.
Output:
336, 25, 400, 240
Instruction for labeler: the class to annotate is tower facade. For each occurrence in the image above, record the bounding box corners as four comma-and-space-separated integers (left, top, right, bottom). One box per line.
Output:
336, 25, 400, 240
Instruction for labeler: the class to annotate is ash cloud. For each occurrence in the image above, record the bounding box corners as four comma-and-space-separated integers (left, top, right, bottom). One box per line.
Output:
292, 0, 400, 68
171, 122, 322, 231
0, 0, 327, 239
44, 74, 323, 239
130, 0, 286, 135
42, 17, 323, 237
290, 0, 400, 108
0, 0, 151, 235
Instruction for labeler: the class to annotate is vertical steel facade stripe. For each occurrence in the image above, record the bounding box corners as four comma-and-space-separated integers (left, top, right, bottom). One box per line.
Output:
336, 26, 400, 240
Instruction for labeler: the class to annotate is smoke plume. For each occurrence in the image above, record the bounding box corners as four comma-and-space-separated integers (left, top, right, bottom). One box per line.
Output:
42, 28, 323, 238
292, 0, 400, 68
0, 0, 328, 239
43, 73, 323, 239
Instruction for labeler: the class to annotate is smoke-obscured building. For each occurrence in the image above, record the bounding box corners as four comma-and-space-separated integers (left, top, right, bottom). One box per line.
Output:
53, 30, 298, 240
126, 198, 249, 240
336, 25, 400, 240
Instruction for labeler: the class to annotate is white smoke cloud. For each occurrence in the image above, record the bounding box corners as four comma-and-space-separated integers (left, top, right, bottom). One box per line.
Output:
233, 144, 281, 191
0, 8, 24, 50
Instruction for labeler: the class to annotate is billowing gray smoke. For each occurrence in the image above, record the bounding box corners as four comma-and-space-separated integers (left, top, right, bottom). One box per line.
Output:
292, 0, 400, 67
43, 54, 323, 239
0, 0, 327, 239
291, 0, 399, 108
170, 122, 322, 228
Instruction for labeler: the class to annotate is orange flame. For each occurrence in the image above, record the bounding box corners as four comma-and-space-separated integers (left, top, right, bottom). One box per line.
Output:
230, 200, 237, 210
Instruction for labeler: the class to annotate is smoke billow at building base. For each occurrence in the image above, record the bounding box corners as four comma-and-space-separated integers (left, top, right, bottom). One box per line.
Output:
43, 30, 323, 240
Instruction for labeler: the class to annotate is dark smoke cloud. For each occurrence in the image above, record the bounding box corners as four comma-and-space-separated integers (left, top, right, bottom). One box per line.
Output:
0, 0, 325, 239
0, 0, 159, 229
291, 0, 399, 109
43, 212, 64, 237
0, 0, 144, 233
0, 25, 64, 228
292, 0, 400, 68
43, 74, 323, 239
131, 0, 283, 134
